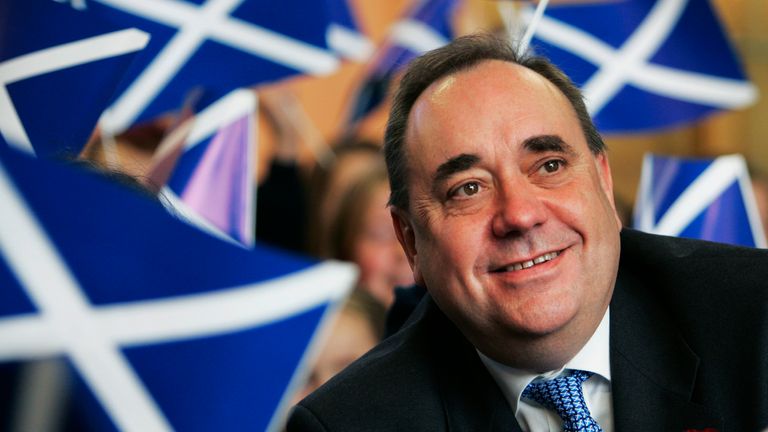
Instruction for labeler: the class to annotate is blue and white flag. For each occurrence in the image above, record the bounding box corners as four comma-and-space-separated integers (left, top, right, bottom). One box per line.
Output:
0, 146, 357, 431
149, 89, 257, 247
526, 0, 758, 133
68, 0, 342, 134
345, 0, 459, 125
325, 0, 373, 62
0, 0, 148, 158
633, 153, 767, 248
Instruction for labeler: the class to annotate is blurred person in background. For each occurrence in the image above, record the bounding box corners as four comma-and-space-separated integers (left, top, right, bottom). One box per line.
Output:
253, 87, 311, 253
750, 167, 768, 237
327, 169, 414, 307
293, 289, 386, 403
307, 138, 386, 257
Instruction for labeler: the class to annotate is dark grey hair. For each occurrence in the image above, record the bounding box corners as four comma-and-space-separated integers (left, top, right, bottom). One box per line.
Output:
384, 33, 604, 210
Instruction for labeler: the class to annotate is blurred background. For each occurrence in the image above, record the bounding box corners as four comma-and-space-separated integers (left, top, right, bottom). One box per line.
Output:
2, 1, 767, 430
83, 0, 768, 218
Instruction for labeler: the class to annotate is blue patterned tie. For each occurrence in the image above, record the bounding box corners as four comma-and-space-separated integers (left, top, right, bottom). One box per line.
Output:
521, 370, 603, 432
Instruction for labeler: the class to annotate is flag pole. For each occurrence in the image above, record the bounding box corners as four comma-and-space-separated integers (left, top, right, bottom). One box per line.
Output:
517, 0, 550, 56
496, 0, 519, 45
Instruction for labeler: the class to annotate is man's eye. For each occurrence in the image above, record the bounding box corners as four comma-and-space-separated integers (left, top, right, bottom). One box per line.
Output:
451, 182, 481, 198
541, 159, 564, 174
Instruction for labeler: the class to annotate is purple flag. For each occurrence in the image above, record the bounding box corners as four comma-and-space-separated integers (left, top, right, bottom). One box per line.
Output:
151, 89, 256, 247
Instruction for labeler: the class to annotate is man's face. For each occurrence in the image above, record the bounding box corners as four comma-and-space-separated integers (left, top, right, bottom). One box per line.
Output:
392, 60, 622, 368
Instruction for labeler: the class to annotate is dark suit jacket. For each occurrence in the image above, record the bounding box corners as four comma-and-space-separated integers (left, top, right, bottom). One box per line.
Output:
288, 230, 768, 431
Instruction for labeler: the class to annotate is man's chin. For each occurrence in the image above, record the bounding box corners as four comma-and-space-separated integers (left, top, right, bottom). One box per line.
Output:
494, 307, 580, 341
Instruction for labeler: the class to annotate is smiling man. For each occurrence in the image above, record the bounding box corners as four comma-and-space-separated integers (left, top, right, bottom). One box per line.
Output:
288, 34, 768, 432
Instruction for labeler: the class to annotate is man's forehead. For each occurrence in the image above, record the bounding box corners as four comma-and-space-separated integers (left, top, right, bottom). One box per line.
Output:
420, 60, 552, 106
398, 59, 593, 200
404, 60, 568, 155
407, 61, 565, 143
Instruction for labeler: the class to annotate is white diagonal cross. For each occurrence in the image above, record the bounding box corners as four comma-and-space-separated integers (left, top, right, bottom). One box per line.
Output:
525, 0, 757, 116
389, 19, 449, 54
0, 161, 356, 430
0, 162, 171, 431
327, 23, 374, 62
0, 29, 148, 156
633, 154, 767, 247
0, 258, 356, 361
95, 0, 340, 133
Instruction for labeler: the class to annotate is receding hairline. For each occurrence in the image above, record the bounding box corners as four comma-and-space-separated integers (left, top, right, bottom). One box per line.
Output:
409, 58, 567, 111
402, 57, 584, 155
414, 58, 521, 99
385, 33, 605, 211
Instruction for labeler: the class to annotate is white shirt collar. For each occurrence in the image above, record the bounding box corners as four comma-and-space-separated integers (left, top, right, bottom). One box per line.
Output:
478, 307, 611, 415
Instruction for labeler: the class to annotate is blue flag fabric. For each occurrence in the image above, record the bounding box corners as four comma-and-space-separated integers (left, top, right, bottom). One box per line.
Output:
73, 0, 342, 133
345, 0, 459, 125
0, 146, 356, 431
325, 0, 373, 61
528, 0, 757, 133
633, 153, 767, 248
0, 0, 148, 158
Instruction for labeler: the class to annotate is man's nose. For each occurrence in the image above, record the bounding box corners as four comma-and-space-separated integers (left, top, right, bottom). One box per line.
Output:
491, 180, 547, 238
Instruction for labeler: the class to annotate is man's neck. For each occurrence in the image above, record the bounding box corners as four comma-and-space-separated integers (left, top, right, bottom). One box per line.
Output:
478, 307, 611, 413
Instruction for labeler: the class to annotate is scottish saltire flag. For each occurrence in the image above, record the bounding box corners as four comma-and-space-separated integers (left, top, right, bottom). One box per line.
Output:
148, 89, 257, 247
63, 0, 342, 134
0, 146, 357, 431
525, 0, 758, 133
345, 0, 459, 125
633, 153, 767, 248
325, 0, 373, 62
0, 0, 148, 157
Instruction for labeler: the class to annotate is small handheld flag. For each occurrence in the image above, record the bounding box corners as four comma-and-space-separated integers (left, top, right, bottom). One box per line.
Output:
526, 0, 758, 133
74, 0, 343, 134
633, 153, 767, 248
0, 146, 357, 431
148, 89, 257, 247
0, 0, 148, 157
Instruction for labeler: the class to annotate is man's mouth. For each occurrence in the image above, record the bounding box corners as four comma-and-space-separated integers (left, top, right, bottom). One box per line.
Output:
494, 251, 560, 272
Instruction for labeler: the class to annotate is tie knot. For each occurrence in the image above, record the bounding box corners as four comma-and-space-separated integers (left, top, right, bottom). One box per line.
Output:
521, 370, 602, 432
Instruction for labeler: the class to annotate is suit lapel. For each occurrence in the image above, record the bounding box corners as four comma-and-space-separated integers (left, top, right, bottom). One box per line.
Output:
420, 299, 522, 432
610, 258, 723, 431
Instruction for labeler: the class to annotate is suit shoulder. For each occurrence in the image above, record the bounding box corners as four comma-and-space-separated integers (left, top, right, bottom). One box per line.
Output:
621, 228, 768, 260
619, 229, 768, 330
620, 229, 768, 284
286, 404, 329, 432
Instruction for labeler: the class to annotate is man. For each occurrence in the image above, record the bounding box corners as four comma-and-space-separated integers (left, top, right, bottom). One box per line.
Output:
288, 34, 768, 431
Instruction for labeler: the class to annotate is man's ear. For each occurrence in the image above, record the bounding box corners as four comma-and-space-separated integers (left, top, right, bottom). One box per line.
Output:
390, 207, 424, 285
594, 152, 622, 230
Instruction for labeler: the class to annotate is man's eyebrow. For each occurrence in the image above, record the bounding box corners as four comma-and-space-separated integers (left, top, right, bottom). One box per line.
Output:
434, 153, 480, 183
523, 135, 577, 156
